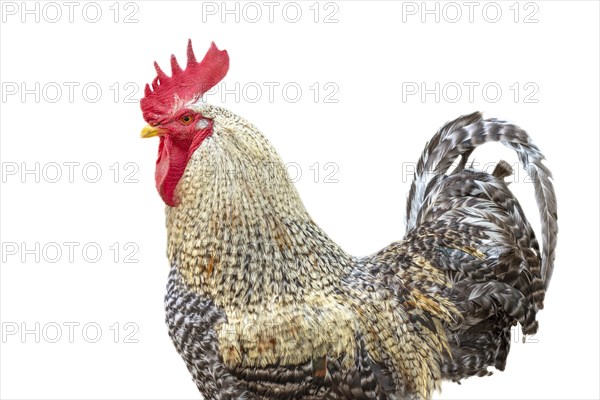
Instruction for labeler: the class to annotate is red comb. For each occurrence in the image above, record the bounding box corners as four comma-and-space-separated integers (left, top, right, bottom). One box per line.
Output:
140, 40, 229, 123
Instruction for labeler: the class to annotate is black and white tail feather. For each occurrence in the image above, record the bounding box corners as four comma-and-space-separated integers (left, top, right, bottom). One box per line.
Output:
404, 111, 558, 381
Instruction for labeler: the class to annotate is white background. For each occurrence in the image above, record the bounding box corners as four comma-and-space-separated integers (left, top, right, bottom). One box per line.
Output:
1, 1, 598, 399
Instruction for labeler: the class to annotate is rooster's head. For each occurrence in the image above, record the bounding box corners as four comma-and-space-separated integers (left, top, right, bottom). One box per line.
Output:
140, 40, 229, 206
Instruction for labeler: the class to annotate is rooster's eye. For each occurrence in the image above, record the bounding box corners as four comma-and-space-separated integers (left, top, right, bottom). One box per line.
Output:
180, 115, 193, 125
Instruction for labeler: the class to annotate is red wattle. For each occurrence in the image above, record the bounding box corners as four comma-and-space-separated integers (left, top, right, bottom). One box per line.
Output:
155, 122, 213, 207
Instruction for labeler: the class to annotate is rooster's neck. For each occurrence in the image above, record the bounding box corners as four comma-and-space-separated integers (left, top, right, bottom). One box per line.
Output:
164, 107, 353, 307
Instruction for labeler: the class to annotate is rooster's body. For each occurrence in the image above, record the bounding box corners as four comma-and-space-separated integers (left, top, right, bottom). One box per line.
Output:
141, 42, 557, 400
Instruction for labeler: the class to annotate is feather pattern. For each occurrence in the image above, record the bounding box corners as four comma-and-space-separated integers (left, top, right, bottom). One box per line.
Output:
156, 108, 557, 399
405, 112, 557, 290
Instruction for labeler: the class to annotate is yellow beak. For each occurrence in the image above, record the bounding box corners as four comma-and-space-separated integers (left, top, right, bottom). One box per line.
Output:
141, 125, 165, 138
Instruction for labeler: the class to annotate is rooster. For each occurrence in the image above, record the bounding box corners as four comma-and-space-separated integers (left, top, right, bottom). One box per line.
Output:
140, 41, 557, 400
